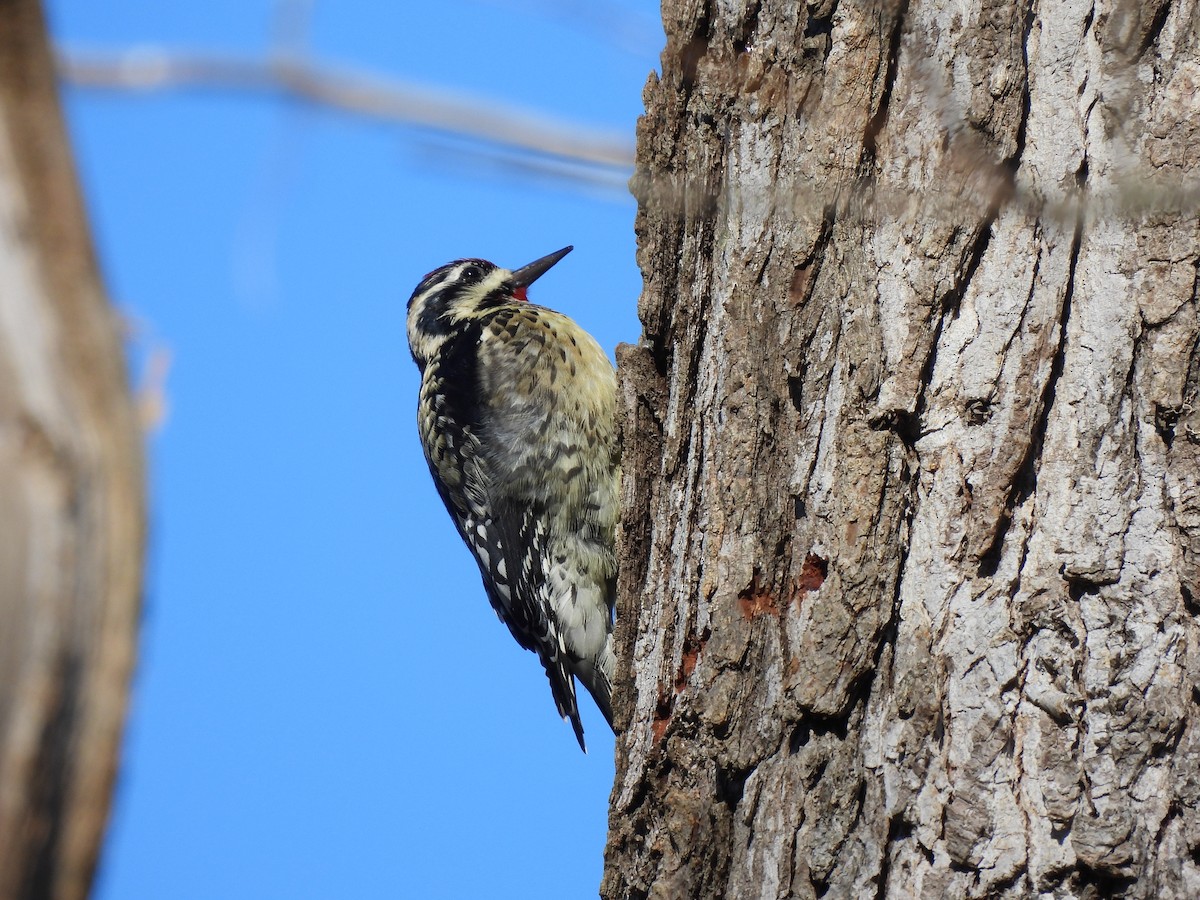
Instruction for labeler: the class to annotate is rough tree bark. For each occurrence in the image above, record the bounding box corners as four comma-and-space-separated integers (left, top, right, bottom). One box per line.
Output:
0, 2, 145, 899
605, 0, 1200, 897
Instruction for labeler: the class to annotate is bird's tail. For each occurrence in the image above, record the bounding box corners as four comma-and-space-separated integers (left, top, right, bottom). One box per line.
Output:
547, 635, 616, 752
545, 657, 588, 752
575, 636, 615, 731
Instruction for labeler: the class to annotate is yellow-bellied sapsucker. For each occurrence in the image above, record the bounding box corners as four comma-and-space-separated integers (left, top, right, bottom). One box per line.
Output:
406, 246, 617, 750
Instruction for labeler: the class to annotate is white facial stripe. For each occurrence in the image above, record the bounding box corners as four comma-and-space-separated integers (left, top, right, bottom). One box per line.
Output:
479, 266, 511, 295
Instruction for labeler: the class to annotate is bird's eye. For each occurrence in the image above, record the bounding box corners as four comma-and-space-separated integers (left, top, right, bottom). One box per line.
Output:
461, 265, 482, 282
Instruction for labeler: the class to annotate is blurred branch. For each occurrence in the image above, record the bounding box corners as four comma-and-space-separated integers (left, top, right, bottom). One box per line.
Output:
413, 137, 633, 195
56, 45, 635, 175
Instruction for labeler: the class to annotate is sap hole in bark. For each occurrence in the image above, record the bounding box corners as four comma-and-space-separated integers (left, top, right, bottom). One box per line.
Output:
788, 718, 849, 756
1181, 583, 1198, 616
652, 694, 674, 743
787, 374, 804, 412
648, 332, 671, 377
803, 11, 833, 39
738, 572, 779, 618
789, 712, 850, 750
796, 553, 828, 594
1154, 403, 1180, 448
793, 494, 806, 519
789, 262, 815, 305
887, 813, 915, 844
868, 405, 921, 445
674, 626, 711, 692
788, 722, 808, 753
965, 396, 993, 425
1074, 863, 1138, 897
1066, 574, 1103, 603
714, 763, 751, 810
774, 533, 790, 560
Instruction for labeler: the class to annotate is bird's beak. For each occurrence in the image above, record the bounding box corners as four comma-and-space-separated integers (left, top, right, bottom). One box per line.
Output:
510, 246, 573, 289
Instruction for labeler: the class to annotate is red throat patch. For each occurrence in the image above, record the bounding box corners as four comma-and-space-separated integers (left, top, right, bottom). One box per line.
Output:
512, 287, 529, 302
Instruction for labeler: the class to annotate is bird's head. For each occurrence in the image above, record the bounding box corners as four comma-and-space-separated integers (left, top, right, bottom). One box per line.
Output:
406, 246, 573, 368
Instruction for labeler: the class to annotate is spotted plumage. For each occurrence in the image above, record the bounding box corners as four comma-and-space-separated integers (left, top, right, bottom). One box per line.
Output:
406, 247, 618, 750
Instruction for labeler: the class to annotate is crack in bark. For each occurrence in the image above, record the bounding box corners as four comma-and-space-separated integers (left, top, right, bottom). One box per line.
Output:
859, 0, 910, 175
979, 221, 1082, 576
1010, 650, 1038, 895
1136, 0, 1173, 60
1010, 0, 1037, 172
878, 285, 955, 444
946, 217, 998, 318
789, 203, 837, 318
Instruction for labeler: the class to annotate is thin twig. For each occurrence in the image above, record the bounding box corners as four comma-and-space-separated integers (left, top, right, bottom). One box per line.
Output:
57, 46, 636, 172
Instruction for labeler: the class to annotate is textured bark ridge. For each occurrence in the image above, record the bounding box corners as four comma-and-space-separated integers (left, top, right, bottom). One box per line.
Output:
0, 2, 145, 899
605, 0, 1200, 897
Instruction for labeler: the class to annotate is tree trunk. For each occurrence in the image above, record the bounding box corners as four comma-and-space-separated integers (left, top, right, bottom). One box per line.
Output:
0, 2, 145, 899
605, 0, 1200, 896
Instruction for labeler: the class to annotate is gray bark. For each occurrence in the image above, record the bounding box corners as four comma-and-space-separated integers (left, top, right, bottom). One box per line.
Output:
605, 0, 1200, 897
0, 2, 145, 899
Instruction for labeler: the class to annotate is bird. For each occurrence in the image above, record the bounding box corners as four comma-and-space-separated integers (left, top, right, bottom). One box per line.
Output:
405, 245, 618, 750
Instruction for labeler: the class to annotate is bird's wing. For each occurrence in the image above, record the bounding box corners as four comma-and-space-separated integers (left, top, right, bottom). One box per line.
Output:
419, 319, 587, 749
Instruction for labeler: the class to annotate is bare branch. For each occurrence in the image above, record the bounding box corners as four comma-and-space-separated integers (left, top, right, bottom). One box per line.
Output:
56, 46, 636, 173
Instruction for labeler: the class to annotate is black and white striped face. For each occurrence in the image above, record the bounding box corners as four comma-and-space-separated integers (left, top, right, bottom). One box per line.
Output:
406, 258, 512, 368
405, 246, 573, 369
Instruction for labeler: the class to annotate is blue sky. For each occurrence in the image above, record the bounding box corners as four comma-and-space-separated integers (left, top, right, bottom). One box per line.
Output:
46, 2, 659, 897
